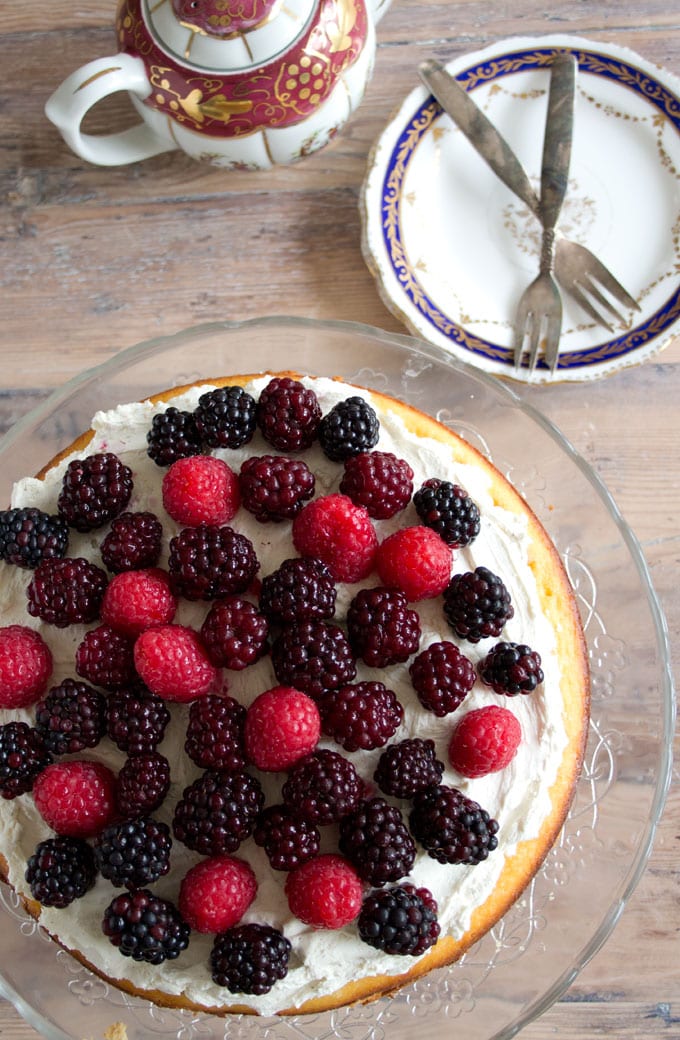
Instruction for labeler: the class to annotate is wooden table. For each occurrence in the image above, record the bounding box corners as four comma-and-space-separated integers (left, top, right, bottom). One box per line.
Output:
1, 1, 678, 1037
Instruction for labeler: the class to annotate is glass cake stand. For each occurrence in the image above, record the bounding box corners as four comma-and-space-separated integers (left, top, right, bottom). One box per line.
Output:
0, 316, 673, 1040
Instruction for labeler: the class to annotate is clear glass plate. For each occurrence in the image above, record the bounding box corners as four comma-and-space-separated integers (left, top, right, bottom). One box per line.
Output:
0, 316, 673, 1040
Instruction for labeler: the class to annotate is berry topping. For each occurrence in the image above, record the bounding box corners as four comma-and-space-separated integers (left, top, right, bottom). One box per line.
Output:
239, 455, 315, 523
33, 760, 117, 838
211, 923, 291, 995
179, 854, 257, 934
199, 598, 269, 670
376, 526, 452, 601
75, 624, 136, 690
409, 640, 475, 716
35, 678, 107, 756
172, 769, 264, 856
413, 478, 481, 547
101, 567, 177, 637
338, 797, 416, 886
106, 685, 170, 754
443, 566, 514, 643
147, 406, 203, 466
271, 620, 356, 700
479, 641, 544, 695
346, 587, 421, 668
0, 721, 52, 799
253, 804, 320, 871
102, 889, 190, 964
339, 451, 414, 519
94, 816, 172, 889
168, 524, 259, 601
292, 494, 378, 583
57, 452, 133, 532
318, 396, 380, 461
409, 784, 499, 865
116, 751, 171, 818
244, 686, 320, 771
134, 624, 218, 702
357, 883, 440, 956
285, 854, 363, 929
319, 681, 403, 752
0, 625, 53, 709
449, 705, 522, 778
25, 836, 97, 908
0, 507, 69, 569
282, 749, 363, 825
100, 511, 163, 573
193, 385, 257, 449
373, 737, 444, 799
27, 557, 108, 628
256, 376, 321, 452
162, 455, 240, 527
185, 694, 247, 773
259, 557, 336, 625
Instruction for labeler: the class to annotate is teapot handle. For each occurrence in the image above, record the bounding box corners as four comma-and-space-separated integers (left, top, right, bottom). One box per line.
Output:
45, 54, 176, 166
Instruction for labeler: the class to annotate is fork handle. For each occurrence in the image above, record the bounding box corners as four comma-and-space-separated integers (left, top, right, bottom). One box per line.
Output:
540, 52, 577, 233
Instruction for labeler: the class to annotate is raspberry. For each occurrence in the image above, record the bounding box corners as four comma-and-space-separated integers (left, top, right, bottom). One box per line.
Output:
101, 567, 177, 637
193, 385, 257, 449
413, 478, 481, 547
33, 759, 117, 838
0, 625, 53, 709
376, 526, 452, 601
259, 557, 336, 625
282, 749, 363, 824
292, 494, 377, 583
253, 804, 320, 871
102, 889, 190, 964
0, 721, 52, 799
479, 641, 544, 695
320, 681, 403, 752
271, 620, 356, 700
27, 557, 108, 627
211, 923, 291, 995
35, 678, 107, 756
256, 376, 321, 452
409, 640, 475, 716
94, 816, 172, 888
100, 511, 163, 573
318, 396, 380, 461
443, 566, 514, 643
200, 598, 269, 670
162, 455, 240, 527
285, 854, 362, 929
168, 525, 259, 601
338, 797, 416, 886
134, 624, 218, 702
147, 406, 203, 466
57, 452, 133, 532
0, 507, 69, 569
358, 883, 440, 956
244, 686, 320, 771
339, 451, 414, 519
25, 835, 97, 908
449, 706, 521, 778
75, 624, 136, 690
172, 770, 264, 856
106, 685, 170, 754
346, 587, 421, 667
409, 784, 499, 865
373, 737, 444, 798
179, 854, 257, 933
184, 694, 247, 772
116, 751, 171, 818
239, 455, 315, 523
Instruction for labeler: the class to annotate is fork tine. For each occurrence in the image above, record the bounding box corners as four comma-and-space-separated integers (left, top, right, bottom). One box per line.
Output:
582, 275, 628, 323
527, 313, 542, 374
513, 307, 531, 369
544, 312, 563, 372
566, 282, 614, 332
584, 263, 641, 313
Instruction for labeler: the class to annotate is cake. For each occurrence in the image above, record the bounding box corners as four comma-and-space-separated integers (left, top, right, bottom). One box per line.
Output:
0, 373, 589, 1017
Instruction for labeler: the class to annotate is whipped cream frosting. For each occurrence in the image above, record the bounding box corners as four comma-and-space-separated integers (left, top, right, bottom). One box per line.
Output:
0, 375, 569, 1016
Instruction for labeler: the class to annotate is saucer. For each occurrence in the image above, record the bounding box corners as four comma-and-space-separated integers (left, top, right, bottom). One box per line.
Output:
361, 34, 680, 383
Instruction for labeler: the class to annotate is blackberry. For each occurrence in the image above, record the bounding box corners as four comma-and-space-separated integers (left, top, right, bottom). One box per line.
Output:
0, 721, 52, 799
409, 640, 476, 716
339, 451, 413, 519
172, 769, 264, 856
320, 681, 403, 752
57, 452, 133, 532
25, 836, 97, 908
257, 376, 322, 452
211, 923, 291, 995
146, 406, 203, 466
259, 557, 336, 625
409, 784, 499, 865
193, 385, 257, 449
75, 624, 136, 690
117, 752, 171, 819
239, 454, 315, 523
271, 620, 356, 700
0, 507, 69, 569
100, 511, 163, 573
253, 804, 320, 871
282, 749, 363, 825
374, 738, 444, 799
413, 478, 481, 547
102, 888, 190, 964
339, 797, 416, 886
346, 586, 421, 668
35, 678, 107, 756
318, 396, 380, 461
94, 816, 172, 888
479, 641, 544, 695
358, 883, 440, 956
106, 685, 170, 755
168, 524, 259, 601
443, 566, 514, 643
184, 694, 247, 772
199, 598, 269, 670
26, 556, 108, 628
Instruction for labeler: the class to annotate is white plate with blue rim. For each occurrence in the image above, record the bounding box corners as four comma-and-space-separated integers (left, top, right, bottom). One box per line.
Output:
361, 33, 680, 383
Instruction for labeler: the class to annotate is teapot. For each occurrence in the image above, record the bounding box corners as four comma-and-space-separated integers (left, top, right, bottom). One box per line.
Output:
45, 0, 392, 169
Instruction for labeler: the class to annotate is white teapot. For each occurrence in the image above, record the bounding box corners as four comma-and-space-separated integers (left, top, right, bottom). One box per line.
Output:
45, 0, 392, 169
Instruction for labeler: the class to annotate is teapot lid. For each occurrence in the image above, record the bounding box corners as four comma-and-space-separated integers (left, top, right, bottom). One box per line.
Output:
171, 0, 280, 36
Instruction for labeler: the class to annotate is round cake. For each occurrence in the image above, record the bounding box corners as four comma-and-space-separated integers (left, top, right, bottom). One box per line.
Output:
0, 373, 589, 1017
